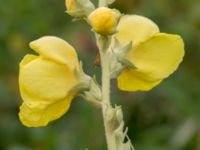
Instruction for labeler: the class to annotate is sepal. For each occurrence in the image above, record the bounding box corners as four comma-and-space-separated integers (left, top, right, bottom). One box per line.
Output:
70, 62, 102, 105
70, 62, 91, 93
110, 39, 136, 78
81, 76, 102, 105
96, 34, 111, 51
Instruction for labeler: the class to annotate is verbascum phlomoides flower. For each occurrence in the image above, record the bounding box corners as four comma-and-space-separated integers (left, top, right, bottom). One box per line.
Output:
115, 15, 185, 91
19, 36, 80, 127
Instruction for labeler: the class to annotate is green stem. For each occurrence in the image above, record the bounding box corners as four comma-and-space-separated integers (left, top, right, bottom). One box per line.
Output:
100, 51, 110, 106
101, 49, 117, 150
96, 35, 116, 150
99, 0, 107, 7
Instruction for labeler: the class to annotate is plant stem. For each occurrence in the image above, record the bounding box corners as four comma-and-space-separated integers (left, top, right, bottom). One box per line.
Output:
99, 0, 107, 7
100, 49, 117, 150
100, 51, 110, 106
95, 34, 116, 150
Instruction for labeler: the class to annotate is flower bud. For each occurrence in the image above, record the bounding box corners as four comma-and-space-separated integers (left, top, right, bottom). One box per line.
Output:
65, 0, 95, 19
66, 0, 77, 11
88, 7, 120, 35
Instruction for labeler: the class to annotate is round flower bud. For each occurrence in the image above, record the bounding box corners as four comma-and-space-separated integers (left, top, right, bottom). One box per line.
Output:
88, 7, 120, 35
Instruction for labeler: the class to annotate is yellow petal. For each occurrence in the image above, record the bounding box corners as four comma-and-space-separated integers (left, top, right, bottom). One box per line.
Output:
19, 95, 73, 127
118, 69, 162, 91
129, 33, 185, 79
118, 33, 184, 91
29, 36, 79, 68
19, 54, 38, 67
116, 15, 159, 46
19, 56, 79, 103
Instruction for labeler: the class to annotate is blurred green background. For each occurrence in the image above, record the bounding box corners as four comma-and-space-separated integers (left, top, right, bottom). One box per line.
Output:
0, 0, 200, 149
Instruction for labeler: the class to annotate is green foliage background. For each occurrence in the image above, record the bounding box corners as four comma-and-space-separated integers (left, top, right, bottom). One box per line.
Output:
0, 0, 200, 149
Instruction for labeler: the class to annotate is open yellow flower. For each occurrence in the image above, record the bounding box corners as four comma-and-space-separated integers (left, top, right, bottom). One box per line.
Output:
19, 36, 80, 127
115, 15, 185, 91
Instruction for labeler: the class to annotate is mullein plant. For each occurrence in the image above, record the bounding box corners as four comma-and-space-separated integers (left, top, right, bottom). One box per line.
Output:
18, 0, 185, 149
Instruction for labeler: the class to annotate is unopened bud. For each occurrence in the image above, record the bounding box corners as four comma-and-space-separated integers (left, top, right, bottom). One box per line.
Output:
65, 0, 95, 19
66, 0, 77, 11
88, 7, 120, 35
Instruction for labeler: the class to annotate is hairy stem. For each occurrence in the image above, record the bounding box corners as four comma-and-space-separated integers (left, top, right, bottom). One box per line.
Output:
100, 50, 117, 150
96, 33, 134, 150
101, 51, 116, 150
95, 34, 115, 150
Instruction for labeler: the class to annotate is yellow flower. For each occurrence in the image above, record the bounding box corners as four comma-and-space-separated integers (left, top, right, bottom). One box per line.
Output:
88, 7, 120, 35
115, 15, 185, 91
19, 36, 80, 127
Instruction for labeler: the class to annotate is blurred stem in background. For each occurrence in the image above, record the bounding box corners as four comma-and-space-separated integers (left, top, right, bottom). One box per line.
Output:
170, 118, 198, 150
99, 0, 107, 7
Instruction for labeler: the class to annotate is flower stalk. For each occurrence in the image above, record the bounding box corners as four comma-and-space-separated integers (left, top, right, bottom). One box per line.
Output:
100, 43, 116, 150
99, 0, 107, 7
97, 33, 134, 150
